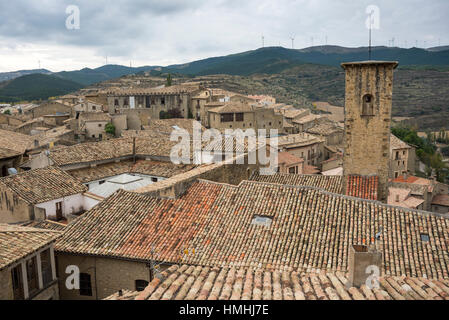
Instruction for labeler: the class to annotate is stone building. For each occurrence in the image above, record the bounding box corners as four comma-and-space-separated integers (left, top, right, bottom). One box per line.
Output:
0, 129, 34, 177
0, 167, 88, 223
78, 112, 112, 141
306, 121, 344, 146
389, 134, 416, 178
207, 102, 283, 134
341, 61, 398, 201
107, 84, 203, 120
0, 224, 61, 300
271, 133, 325, 166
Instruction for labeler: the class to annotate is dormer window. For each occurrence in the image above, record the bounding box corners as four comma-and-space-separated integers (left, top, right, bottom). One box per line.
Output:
251, 215, 272, 227
362, 94, 374, 116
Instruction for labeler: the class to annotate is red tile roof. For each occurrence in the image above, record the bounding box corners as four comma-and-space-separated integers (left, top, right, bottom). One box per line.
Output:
345, 175, 379, 200
107, 264, 449, 300
57, 179, 449, 280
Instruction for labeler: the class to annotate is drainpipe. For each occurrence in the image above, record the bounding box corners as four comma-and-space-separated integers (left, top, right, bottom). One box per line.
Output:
133, 137, 136, 164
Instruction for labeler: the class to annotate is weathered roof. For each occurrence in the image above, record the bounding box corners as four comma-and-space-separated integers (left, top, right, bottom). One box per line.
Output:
345, 175, 379, 200
56, 179, 449, 279
390, 134, 412, 150
0, 167, 87, 204
277, 152, 304, 166
68, 160, 196, 183
20, 220, 66, 231
107, 84, 201, 96
249, 172, 342, 194
110, 264, 449, 300
306, 122, 343, 136
48, 137, 185, 167
293, 114, 323, 125
0, 129, 34, 155
208, 103, 257, 114
432, 194, 449, 207
274, 133, 324, 149
0, 224, 62, 270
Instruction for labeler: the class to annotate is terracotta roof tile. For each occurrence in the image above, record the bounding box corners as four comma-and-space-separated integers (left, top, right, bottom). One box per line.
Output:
345, 175, 378, 200
0, 224, 61, 270
56, 179, 449, 280
107, 265, 449, 300
0, 166, 87, 204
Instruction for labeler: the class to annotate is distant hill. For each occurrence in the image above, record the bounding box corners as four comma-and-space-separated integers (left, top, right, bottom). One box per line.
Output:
0, 69, 52, 82
162, 46, 449, 76
54, 64, 158, 85
0, 74, 84, 102
427, 46, 449, 52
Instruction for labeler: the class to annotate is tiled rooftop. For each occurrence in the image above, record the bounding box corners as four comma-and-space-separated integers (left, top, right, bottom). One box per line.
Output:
107, 84, 201, 96
68, 160, 196, 183
390, 134, 413, 150
20, 220, 67, 231
345, 175, 379, 200
432, 194, 449, 207
249, 172, 342, 194
306, 122, 343, 136
0, 128, 34, 155
56, 179, 449, 279
108, 264, 449, 300
273, 133, 325, 148
0, 167, 87, 204
48, 136, 186, 167
0, 224, 62, 270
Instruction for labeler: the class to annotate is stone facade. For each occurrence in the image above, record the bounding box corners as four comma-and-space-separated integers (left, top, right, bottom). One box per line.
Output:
342, 61, 398, 201
56, 253, 168, 300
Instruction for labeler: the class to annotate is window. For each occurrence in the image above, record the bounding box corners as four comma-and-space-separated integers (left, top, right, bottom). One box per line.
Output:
289, 167, 296, 174
135, 280, 149, 292
79, 273, 92, 296
99, 134, 103, 140
92, 106, 96, 111
98, 123, 102, 127
395, 151, 399, 160
40, 249, 53, 286
114, 99, 119, 106
361, 94, 374, 116
99, 180, 106, 185
146, 96, 151, 108
151, 177, 158, 183
420, 234, 430, 242
220, 113, 234, 122
11, 265, 24, 300
124, 98, 129, 106
235, 113, 244, 122
26, 257, 39, 296
394, 172, 399, 178
161, 97, 165, 105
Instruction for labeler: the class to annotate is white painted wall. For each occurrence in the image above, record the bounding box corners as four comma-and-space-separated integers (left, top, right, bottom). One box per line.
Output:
35, 193, 86, 220
84, 195, 101, 211
85, 173, 165, 190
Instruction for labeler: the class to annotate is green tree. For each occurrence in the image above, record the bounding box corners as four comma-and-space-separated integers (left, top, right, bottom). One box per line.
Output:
105, 123, 116, 135
3, 109, 11, 115
166, 73, 172, 87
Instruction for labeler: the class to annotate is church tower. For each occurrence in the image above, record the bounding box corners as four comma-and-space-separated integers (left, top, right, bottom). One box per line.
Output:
342, 61, 398, 201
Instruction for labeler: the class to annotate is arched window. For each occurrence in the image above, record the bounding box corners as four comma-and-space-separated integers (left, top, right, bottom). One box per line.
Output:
362, 94, 374, 116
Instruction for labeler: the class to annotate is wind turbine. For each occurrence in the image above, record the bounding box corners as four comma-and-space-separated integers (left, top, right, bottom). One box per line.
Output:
290, 35, 295, 49
261, 34, 265, 48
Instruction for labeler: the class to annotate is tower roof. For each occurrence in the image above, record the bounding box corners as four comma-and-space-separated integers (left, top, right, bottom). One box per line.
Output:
341, 61, 398, 69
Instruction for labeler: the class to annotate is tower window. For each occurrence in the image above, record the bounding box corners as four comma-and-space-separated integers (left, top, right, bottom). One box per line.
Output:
362, 94, 374, 116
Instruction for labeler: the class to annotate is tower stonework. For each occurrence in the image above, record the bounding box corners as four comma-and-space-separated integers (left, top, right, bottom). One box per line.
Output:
341, 61, 398, 201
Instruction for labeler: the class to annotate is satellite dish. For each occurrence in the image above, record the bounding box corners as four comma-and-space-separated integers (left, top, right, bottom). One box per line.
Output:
7, 168, 18, 175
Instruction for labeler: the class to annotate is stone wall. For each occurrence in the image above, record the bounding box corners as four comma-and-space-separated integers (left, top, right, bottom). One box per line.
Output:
0, 268, 13, 300
56, 253, 170, 300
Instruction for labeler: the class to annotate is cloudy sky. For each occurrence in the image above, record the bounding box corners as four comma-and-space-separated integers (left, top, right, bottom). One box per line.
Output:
0, 0, 448, 72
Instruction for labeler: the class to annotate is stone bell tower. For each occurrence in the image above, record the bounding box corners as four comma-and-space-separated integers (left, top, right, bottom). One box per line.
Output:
342, 61, 398, 201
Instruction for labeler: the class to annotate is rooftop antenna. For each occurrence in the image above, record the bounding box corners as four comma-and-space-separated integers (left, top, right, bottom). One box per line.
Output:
290, 35, 295, 49
368, 9, 374, 60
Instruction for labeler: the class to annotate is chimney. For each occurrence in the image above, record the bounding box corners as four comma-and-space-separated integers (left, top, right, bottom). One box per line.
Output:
348, 244, 382, 288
